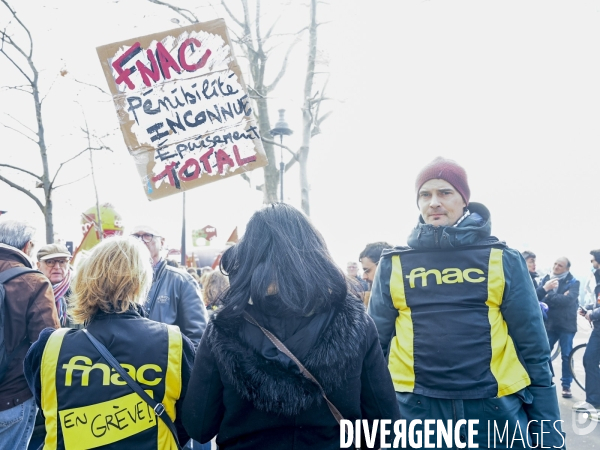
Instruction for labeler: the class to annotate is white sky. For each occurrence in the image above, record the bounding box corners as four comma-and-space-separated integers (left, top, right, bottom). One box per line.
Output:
1, 0, 600, 281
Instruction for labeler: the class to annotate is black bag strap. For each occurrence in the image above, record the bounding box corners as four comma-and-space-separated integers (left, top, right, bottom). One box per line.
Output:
146, 261, 168, 316
0, 267, 41, 284
242, 311, 345, 424
82, 329, 181, 449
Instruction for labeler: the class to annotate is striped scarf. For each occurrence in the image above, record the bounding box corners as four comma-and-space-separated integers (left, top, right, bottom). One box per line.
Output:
53, 269, 71, 327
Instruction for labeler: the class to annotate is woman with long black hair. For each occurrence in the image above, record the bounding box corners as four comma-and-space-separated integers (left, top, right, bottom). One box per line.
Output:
182, 203, 399, 449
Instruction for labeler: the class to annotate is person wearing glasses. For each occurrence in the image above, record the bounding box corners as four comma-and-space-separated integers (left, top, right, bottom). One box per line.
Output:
130, 225, 207, 348
36, 243, 74, 328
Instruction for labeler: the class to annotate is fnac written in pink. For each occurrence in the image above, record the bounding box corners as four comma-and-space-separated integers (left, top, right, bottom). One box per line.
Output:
97, 19, 267, 201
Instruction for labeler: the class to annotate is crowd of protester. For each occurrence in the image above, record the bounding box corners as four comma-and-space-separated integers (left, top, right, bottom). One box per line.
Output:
3, 157, 599, 449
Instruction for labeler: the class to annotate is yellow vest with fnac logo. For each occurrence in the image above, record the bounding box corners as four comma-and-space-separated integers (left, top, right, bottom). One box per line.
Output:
386, 245, 530, 399
39, 317, 182, 450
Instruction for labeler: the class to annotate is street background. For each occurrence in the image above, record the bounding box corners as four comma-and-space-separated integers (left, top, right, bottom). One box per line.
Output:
1, 1, 600, 278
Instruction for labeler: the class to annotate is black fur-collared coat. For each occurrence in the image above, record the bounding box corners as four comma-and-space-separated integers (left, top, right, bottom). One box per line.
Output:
182, 294, 400, 449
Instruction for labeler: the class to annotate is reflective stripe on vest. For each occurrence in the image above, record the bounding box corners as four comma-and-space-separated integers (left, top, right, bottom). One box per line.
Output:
158, 324, 182, 450
388, 254, 415, 392
40, 325, 182, 449
41, 328, 70, 450
486, 248, 530, 396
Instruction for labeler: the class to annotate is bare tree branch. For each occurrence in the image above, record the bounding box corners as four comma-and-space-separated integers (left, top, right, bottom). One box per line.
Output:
0, 122, 37, 143
0, 173, 44, 211
263, 15, 281, 41
0, 44, 33, 84
220, 0, 245, 28
3, 111, 37, 135
1, 0, 33, 56
0, 84, 30, 93
50, 145, 110, 187
247, 85, 267, 99
239, 172, 251, 185
71, 78, 112, 97
265, 34, 302, 93
255, 0, 263, 55
311, 110, 331, 137
0, 163, 42, 180
262, 29, 307, 53
261, 137, 298, 161
284, 149, 302, 172
147, 0, 199, 24
310, 75, 331, 137
40, 71, 63, 104
53, 174, 91, 190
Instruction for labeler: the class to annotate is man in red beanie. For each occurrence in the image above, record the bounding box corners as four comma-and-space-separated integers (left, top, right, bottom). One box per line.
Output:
368, 157, 565, 448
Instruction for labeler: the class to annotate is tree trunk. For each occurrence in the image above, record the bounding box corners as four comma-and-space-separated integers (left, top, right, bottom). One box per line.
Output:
255, 96, 279, 203
32, 63, 54, 243
299, 147, 310, 215
44, 194, 53, 244
299, 0, 318, 216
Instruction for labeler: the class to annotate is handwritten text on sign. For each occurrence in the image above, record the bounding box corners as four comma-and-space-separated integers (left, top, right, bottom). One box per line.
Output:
97, 20, 267, 200
59, 391, 157, 450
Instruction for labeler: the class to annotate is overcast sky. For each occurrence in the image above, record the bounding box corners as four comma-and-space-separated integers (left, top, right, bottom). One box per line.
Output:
1, 0, 599, 282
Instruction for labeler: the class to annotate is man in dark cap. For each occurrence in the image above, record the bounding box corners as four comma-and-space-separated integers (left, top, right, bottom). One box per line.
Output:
368, 157, 564, 448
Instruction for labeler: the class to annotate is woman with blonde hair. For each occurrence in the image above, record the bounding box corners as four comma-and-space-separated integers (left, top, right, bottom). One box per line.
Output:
24, 236, 195, 449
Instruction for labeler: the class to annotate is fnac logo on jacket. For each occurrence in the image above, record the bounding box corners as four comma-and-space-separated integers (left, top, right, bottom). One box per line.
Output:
406, 267, 486, 288
62, 356, 163, 386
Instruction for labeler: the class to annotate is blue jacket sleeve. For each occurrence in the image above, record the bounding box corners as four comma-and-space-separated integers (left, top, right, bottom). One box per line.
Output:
589, 306, 600, 322
367, 256, 398, 356
175, 271, 208, 348
541, 278, 580, 309
500, 249, 564, 448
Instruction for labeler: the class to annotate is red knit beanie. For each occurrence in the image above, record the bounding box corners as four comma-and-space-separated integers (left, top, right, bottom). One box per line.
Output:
415, 157, 470, 205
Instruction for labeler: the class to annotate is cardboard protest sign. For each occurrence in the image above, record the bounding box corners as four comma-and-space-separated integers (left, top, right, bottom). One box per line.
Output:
97, 19, 267, 200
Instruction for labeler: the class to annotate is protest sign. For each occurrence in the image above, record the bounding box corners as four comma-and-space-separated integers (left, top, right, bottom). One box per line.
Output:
97, 19, 267, 200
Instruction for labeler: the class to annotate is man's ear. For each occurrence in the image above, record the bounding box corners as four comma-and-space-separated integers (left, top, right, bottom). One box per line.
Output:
36, 261, 41, 269
22, 240, 34, 257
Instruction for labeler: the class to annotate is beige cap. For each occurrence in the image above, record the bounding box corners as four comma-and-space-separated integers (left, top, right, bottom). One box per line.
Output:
37, 243, 71, 261
130, 225, 162, 237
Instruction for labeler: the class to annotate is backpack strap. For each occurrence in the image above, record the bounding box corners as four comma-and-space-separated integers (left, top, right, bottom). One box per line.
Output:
0, 266, 43, 382
0, 267, 41, 284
